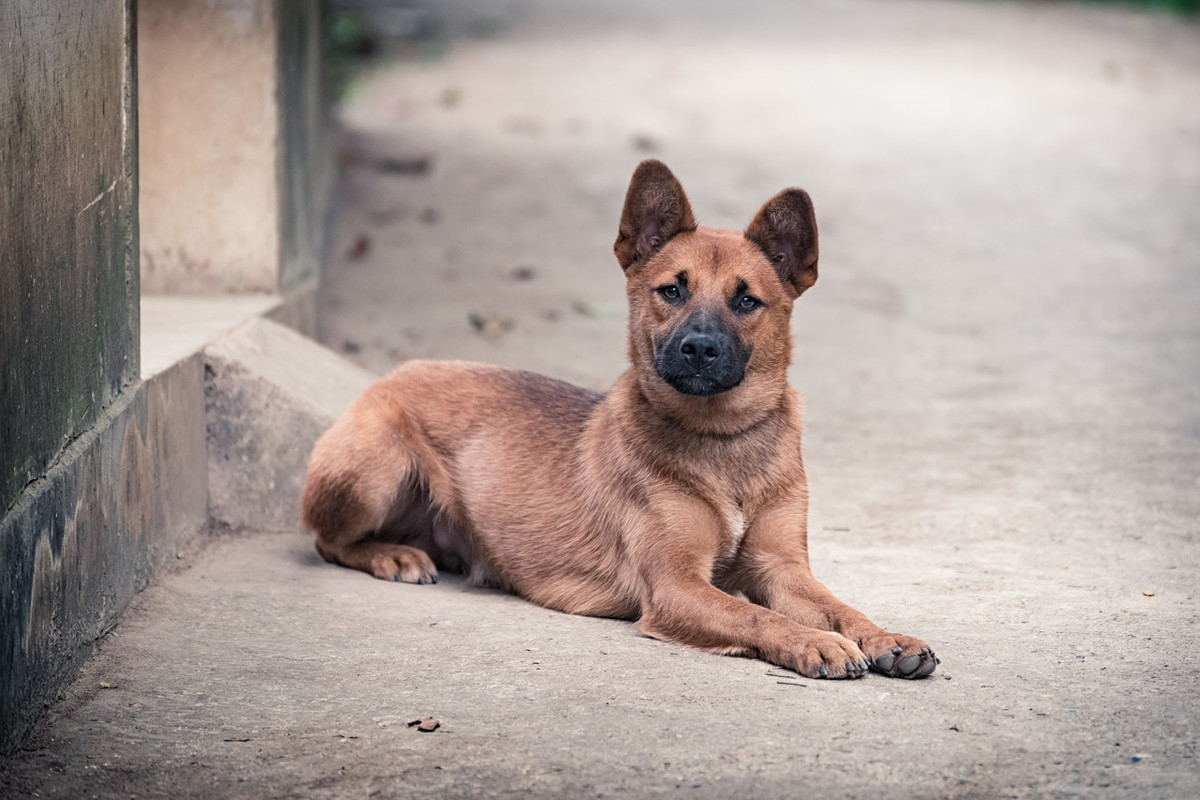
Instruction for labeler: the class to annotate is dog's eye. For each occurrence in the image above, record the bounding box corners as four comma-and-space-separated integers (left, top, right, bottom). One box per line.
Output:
658, 285, 681, 301
737, 294, 760, 311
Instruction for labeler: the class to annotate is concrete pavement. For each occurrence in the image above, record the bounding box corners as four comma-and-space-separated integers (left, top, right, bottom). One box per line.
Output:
4, 0, 1199, 796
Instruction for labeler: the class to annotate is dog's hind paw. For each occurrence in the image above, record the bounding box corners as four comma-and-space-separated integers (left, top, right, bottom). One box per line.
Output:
861, 634, 937, 679
368, 545, 439, 585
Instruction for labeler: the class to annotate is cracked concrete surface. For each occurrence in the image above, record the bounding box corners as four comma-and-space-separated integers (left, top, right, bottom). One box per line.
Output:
3, 0, 1199, 797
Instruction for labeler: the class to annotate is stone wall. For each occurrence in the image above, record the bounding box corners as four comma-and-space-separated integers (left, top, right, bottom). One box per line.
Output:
0, 0, 140, 513
278, 0, 328, 292
0, 0, 159, 756
0, 358, 209, 757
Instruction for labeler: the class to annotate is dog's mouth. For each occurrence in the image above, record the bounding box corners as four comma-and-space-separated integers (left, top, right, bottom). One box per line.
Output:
656, 368, 745, 397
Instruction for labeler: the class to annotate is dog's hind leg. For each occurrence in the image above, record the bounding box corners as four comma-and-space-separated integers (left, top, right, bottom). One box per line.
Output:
305, 474, 439, 584
302, 395, 441, 584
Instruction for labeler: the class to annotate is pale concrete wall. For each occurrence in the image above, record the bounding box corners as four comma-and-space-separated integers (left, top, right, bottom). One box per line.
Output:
0, 0, 140, 513
139, 0, 327, 294
138, 0, 280, 293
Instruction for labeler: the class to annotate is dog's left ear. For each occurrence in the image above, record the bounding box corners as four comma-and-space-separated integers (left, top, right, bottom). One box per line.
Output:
745, 188, 819, 298
614, 160, 697, 271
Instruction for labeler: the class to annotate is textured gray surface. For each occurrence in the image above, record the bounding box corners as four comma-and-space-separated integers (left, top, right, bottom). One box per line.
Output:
2, 524, 1194, 798
204, 319, 374, 533
0, 0, 144, 757
4, 0, 1199, 796
0, 0, 138, 513
0, 357, 208, 758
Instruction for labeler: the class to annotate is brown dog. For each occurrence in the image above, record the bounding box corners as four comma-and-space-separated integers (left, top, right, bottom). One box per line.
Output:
302, 160, 937, 680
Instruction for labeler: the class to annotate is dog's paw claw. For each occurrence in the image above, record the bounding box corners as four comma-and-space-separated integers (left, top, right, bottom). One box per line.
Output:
863, 634, 937, 679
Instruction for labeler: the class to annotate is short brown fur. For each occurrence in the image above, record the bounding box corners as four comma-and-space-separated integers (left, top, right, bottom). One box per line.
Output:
302, 160, 937, 680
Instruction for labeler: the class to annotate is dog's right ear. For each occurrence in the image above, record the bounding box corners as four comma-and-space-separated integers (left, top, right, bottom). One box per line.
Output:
614, 160, 697, 271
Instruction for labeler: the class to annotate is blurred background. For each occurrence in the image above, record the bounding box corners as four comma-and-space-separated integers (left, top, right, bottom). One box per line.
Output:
317, 0, 1200, 391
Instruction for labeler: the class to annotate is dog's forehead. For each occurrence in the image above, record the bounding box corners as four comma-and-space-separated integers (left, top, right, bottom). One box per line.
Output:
658, 227, 775, 288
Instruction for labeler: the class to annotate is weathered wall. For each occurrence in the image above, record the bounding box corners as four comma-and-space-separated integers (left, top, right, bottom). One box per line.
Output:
0, 0, 140, 514
139, 0, 327, 294
0, 357, 209, 757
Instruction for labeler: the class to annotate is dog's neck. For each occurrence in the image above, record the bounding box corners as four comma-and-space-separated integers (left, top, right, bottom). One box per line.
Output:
602, 369, 799, 505
620, 366, 791, 439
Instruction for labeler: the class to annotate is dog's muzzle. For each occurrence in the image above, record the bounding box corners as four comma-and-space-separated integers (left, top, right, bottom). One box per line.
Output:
654, 317, 750, 396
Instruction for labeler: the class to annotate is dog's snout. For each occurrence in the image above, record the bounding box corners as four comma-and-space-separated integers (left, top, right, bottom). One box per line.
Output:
654, 315, 749, 396
679, 334, 721, 370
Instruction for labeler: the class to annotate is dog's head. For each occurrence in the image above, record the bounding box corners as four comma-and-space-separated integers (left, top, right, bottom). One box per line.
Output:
614, 160, 818, 429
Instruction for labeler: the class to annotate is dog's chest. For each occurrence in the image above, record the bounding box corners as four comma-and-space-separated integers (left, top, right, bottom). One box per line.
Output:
722, 505, 748, 560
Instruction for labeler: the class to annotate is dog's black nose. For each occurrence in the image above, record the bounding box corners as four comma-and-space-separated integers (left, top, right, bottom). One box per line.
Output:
679, 334, 721, 370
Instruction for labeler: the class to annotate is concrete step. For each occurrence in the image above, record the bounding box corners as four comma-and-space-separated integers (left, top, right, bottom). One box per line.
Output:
204, 318, 375, 533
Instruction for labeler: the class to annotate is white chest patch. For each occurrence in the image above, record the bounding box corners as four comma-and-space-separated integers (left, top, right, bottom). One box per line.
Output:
724, 507, 747, 560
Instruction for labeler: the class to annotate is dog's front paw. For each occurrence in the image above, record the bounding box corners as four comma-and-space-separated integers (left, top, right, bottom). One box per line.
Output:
791, 633, 870, 680
860, 633, 938, 679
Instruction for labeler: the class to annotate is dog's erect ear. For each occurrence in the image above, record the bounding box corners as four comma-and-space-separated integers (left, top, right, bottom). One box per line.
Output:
614, 160, 697, 271
745, 188, 819, 298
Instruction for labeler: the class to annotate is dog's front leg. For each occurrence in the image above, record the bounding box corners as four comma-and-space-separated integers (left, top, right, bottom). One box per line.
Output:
632, 494, 869, 679
731, 500, 938, 679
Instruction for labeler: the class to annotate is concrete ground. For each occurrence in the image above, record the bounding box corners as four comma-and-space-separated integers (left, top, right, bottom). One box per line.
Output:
5, 0, 1200, 797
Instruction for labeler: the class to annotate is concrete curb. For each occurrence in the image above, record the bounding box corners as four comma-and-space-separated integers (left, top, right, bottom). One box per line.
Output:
204, 317, 374, 533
